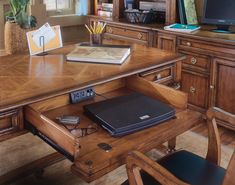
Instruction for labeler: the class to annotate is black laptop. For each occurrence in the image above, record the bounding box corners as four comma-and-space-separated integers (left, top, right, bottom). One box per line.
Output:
83, 92, 175, 137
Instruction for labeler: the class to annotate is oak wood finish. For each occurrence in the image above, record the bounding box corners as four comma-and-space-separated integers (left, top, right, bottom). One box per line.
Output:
157, 33, 177, 52
0, 40, 189, 183
0, 43, 185, 112
86, 15, 235, 128
126, 151, 189, 185
181, 70, 209, 111
24, 75, 201, 182
0, 108, 24, 140
125, 107, 235, 185
211, 58, 235, 115
127, 76, 187, 109
139, 64, 175, 85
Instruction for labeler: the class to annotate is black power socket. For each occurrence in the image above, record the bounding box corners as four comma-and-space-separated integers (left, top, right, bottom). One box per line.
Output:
70, 87, 95, 104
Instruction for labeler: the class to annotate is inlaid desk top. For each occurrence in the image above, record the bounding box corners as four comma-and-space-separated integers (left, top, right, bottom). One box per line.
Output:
0, 43, 185, 112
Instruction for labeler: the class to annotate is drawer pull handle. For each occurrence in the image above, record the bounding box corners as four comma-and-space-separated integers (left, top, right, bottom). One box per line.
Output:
190, 86, 196, 93
137, 33, 143, 39
191, 57, 197, 64
186, 42, 192, 47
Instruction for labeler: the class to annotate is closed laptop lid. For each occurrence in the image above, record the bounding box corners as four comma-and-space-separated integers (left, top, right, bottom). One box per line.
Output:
84, 92, 175, 134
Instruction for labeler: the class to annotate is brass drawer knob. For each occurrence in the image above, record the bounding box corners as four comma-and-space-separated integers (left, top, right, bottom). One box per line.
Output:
190, 86, 196, 93
191, 57, 197, 64
137, 33, 143, 39
156, 73, 161, 80
186, 42, 192, 47
210, 85, 214, 89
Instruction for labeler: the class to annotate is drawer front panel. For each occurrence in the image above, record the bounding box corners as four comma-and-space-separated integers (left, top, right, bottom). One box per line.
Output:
0, 109, 23, 135
106, 26, 147, 41
139, 65, 174, 83
183, 55, 210, 71
179, 38, 235, 56
181, 71, 209, 110
157, 33, 177, 52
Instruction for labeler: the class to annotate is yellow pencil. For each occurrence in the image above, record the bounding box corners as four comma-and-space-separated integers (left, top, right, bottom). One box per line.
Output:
97, 22, 102, 34
94, 21, 97, 34
100, 23, 106, 33
85, 24, 92, 34
90, 24, 95, 34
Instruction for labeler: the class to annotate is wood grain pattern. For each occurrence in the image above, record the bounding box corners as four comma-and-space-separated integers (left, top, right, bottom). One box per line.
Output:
181, 70, 209, 111
211, 58, 235, 115
157, 33, 177, 52
0, 42, 185, 112
126, 151, 189, 185
126, 76, 188, 109
26, 83, 200, 182
0, 108, 24, 139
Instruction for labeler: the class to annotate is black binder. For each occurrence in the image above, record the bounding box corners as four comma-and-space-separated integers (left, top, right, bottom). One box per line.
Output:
84, 92, 175, 137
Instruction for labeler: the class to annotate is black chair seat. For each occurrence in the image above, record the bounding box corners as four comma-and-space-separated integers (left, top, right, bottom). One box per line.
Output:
122, 150, 225, 185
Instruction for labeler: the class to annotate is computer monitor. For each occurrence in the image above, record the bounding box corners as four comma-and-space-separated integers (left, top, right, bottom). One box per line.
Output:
202, 0, 235, 33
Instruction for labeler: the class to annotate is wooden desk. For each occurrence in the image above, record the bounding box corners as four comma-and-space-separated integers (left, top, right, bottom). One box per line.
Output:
88, 16, 235, 130
0, 43, 201, 183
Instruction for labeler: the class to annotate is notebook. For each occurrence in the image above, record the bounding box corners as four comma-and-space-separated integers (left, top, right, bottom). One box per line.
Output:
66, 44, 131, 65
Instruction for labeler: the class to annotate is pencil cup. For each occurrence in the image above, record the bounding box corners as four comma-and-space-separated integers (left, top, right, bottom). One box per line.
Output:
90, 34, 103, 45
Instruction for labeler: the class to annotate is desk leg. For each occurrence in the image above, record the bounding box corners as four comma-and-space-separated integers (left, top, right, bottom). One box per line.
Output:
167, 137, 176, 153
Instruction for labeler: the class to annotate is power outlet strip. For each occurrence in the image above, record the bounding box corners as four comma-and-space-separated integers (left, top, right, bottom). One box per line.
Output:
70, 87, 95, 104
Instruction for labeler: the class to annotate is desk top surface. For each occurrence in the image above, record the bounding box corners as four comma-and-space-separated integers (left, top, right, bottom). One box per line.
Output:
0, 42, 184, 111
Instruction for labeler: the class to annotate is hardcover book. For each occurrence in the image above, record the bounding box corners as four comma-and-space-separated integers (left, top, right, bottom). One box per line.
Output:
66, 45, 131, 65
164, 23, 200, 33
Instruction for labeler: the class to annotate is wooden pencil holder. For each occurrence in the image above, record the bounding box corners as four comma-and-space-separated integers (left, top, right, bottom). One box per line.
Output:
90, 34, 103, 45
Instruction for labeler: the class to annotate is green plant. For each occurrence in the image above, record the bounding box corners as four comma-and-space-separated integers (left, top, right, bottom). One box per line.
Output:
5, 0, 37, 29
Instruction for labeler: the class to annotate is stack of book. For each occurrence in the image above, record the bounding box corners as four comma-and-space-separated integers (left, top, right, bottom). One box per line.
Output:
97, 3, 113, 17
164, 23, 200, 33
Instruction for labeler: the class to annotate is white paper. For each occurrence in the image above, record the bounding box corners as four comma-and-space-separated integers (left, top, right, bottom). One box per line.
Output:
32, 22, 56, 48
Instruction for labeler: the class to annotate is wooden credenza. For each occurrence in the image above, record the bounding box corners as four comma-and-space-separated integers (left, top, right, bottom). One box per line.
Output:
88, 16, 235, 130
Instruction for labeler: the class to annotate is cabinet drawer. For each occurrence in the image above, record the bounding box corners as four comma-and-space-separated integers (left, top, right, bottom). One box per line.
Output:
105, 25, 148, 41
0, 109, 23, 136
183, 55, 210, 71
24, 77, 188, 182
181, 71, 209, 111
178, 37, 235, 56
139, 65, 174, 84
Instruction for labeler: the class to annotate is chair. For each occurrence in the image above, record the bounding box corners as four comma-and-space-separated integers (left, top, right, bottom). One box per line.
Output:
122, 107, 235, 185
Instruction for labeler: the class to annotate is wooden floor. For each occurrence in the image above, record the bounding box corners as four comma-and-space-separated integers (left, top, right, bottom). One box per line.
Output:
1, 121, 235, 185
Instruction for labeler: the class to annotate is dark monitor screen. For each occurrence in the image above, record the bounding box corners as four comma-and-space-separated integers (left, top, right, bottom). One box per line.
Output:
203, 0, 235, 23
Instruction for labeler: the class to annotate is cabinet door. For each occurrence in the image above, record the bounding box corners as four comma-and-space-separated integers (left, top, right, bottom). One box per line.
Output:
157, 33, 176, 52
181, 70, 209, 112
211, 58, 235, 114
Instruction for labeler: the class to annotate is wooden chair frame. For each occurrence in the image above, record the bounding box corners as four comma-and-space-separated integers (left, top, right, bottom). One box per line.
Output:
126, 107, 235, 185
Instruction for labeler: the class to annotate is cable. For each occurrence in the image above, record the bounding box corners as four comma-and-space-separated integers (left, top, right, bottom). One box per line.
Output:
94, 91, 108, 100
